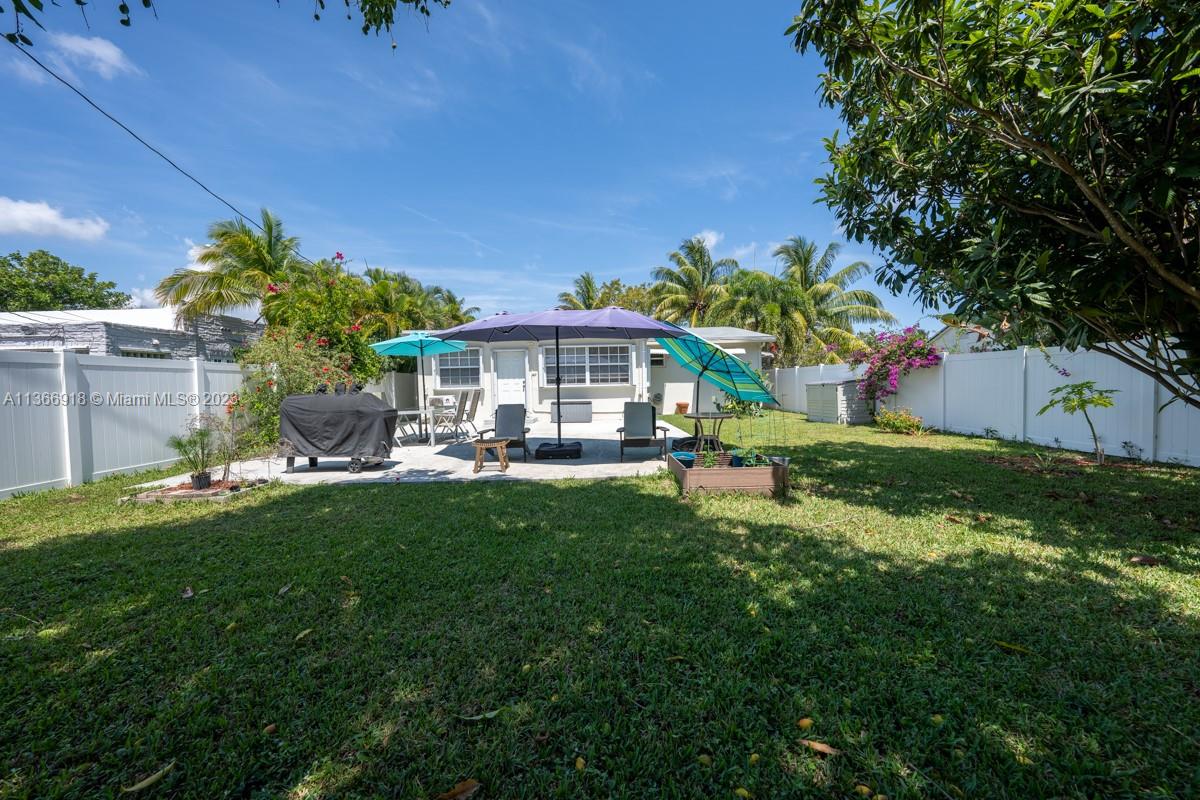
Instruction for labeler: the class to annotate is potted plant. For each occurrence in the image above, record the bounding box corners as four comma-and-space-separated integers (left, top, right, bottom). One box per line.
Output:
730, 448, 744, 467
700, 450, 718, 468
168, 427, 215, 490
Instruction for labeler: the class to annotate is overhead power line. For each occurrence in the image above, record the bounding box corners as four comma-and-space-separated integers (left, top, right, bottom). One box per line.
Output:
7, 40, 321, 270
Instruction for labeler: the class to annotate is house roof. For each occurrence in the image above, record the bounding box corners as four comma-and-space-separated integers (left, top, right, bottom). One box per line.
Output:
0, 308, 249, 331
685, 326, 775, 343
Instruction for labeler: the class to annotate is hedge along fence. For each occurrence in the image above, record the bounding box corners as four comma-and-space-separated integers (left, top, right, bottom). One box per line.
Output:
770, 346, 1200, 467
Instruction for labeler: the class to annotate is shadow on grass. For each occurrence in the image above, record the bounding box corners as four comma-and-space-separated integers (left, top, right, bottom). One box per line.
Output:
0, 472, 1197, 798
773, 431, 1200, 575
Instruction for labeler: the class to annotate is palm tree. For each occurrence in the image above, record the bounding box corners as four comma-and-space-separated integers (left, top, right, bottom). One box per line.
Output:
714, 238, 896, 365
429, 287, 478, 326
651, 237, 738, 326
557, 272, 607, 310
155, 209, 306, 322
354, 269, 479, 338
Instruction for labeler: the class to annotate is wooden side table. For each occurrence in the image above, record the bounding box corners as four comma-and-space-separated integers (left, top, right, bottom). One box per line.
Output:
472, 438, 511, 473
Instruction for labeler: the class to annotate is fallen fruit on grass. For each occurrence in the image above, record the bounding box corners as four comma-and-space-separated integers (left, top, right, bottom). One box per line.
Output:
797, 717, 814, 730
697, 754, 713, 766
931, 714, 944, 725
735, 788, 752, 798
262, 723, 277, 735
521, 663, 532, 673
575, 756, 586, 771
749, 753, 760, 765
854, 785, 872, 796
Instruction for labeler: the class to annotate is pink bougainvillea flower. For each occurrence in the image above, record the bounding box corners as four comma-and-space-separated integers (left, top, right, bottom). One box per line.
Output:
266, 283, 279, 294
334, 251, 344, 261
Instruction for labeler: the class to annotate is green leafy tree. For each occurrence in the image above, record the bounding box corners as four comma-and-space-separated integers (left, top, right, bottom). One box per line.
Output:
789, 0, 1200, 409
1037, 381, 1118, 465
601, 279, 658, 316
652, 237, 737, 327
0, 250, 129, 311
5, 0, 448, 47
155, 209, 307, 322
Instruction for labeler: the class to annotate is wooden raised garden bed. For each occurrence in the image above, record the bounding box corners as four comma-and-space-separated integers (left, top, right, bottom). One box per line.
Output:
667, 452, 789, 499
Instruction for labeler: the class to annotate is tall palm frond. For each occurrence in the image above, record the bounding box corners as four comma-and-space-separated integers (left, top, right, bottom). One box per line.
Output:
651, 236, 737, 326
155, 209, 304, 323
558, 272, 606, 310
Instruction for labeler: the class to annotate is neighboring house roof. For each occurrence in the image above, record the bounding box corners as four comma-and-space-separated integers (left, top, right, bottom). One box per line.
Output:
684, 326, 775, 344
0, 308, 254, 331
929, 323, 994, 353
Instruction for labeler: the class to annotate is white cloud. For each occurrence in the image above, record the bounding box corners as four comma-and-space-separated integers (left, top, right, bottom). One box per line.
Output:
695, 229, 724, 250
128, 287, 161, 308
0, 197, 109, 241
730, 241, 759, 263
47, 33, 141, 80
675, 160, 747, 201
9, 34, 140, 86
4, 56, 47, 85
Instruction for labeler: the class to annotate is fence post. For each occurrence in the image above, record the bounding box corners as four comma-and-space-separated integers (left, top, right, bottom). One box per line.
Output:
1018, 347, 1028, 442
190, 357, 206, 425
58, 349, 84, 487
1146, 374, 1159, 463
939, 351, 949, 430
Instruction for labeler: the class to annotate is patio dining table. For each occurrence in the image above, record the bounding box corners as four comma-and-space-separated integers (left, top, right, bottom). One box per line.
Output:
683, 411, 733, 452
395, 407, 439, 446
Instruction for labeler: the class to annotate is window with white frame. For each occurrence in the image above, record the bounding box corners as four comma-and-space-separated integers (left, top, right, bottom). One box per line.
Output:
542, 345, 632, 386
436, 348, 482, 388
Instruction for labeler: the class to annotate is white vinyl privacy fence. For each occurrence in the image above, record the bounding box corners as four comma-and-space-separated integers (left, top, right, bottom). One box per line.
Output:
0, 351, 243, 498
0, 351, 422, 499
771, 346, 1200, 467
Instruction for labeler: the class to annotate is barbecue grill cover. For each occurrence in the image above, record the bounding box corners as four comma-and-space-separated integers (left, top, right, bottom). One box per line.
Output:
279, 392, 399, 458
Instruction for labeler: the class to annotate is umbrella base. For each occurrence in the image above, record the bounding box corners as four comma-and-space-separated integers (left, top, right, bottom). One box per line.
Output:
535, 441, 583, 460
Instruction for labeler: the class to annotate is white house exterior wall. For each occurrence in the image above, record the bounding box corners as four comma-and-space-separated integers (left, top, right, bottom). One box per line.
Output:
419, 337, 767, 418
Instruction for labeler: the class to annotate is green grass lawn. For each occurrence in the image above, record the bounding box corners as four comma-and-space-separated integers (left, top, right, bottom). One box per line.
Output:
2, 413, 1198, 799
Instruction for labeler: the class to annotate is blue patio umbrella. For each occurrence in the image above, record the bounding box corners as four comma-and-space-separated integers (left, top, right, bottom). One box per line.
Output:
369, 332, 467, 423
435, 308, 686, 458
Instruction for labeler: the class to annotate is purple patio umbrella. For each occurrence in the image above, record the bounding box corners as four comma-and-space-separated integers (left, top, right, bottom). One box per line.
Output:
435, 308, 686, 458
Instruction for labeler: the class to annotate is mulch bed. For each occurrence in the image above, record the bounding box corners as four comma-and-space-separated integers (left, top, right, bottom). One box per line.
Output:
982, 453, 1158, 475
129, 478, 268, 504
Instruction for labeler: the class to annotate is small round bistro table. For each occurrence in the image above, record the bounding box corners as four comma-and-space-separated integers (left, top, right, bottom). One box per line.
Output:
682, 412, 733, 453
472, 438, 511, 473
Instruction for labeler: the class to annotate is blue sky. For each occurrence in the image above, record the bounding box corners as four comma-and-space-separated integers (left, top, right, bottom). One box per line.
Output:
1, 0, 931, 326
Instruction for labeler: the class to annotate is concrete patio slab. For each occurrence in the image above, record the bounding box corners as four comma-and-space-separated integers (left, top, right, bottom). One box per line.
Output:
142, 416, 692, 488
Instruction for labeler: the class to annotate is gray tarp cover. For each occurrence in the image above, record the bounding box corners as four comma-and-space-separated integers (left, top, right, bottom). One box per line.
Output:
279, 393, 399, 458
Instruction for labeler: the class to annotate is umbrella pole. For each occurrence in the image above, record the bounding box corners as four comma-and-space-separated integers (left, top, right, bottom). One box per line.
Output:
555, 326, 563, 445
419, 353, 427, 440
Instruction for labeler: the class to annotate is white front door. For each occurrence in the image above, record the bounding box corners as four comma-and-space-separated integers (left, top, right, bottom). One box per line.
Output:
493, 350, 528, 408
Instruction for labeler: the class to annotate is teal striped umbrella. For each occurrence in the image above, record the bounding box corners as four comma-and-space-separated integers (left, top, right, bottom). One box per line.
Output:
656, 330, 777, 408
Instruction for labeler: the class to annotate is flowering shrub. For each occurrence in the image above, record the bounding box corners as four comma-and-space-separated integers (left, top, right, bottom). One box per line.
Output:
848, 327, 942, 403
874, 407, 931, 435
234, 327, 358, 446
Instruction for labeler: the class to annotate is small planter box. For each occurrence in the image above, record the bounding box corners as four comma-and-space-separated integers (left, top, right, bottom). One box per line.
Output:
667, 453, 789, 499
